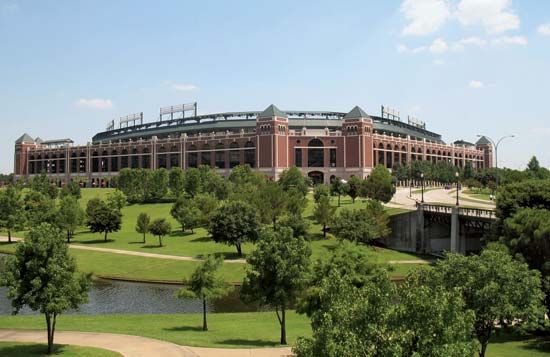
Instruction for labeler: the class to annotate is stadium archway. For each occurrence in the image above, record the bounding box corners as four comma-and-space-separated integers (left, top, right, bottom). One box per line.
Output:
308, 171, 324, 185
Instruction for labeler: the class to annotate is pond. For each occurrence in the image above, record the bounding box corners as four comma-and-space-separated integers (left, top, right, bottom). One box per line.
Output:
0, 254, 263, 315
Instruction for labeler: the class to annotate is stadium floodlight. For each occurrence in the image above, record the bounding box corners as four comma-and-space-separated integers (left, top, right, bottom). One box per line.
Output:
119, 112, 144, 128
106, 119, 115, 131
159, 102, 197, 121
407, 115, 426, 129
381, 105, 401, 121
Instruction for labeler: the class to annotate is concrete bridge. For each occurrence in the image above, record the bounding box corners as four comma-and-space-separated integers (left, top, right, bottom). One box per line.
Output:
383, 204, 496, 254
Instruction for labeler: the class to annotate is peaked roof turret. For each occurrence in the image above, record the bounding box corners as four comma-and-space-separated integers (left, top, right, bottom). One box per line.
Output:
344, 106, 369, 119
35, 137, 44, 144
259, 104, 287, 118
15, 133, 34, 144
476, 136, 492, 146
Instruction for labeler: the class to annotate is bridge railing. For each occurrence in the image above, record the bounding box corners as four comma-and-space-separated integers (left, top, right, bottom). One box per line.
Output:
422, 204, 496, 220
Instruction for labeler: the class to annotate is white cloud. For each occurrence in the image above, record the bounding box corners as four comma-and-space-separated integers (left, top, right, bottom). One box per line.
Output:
469, 80, 484, 88
491, 35, 528, 46
433, 59, 445, 65
2, 2, 19, 12
456, 0, 520, 34
451, 36, 487, 51
171, 83, 198, 91
396, 43, 427, 54
400, 0, 451, 36
74, 98, 113, 110
397, 44, 409, 53
429, 38, 449, 53
538, 23, 550, 36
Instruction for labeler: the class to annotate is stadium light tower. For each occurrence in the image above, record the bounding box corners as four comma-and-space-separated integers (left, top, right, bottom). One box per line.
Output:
477, 134, 515, 190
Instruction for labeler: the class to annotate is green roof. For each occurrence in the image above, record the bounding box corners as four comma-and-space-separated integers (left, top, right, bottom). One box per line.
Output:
15, 133, 34, 144
476, 136, 492, 146
344, 106, 368, 119
259, 104, 287, 118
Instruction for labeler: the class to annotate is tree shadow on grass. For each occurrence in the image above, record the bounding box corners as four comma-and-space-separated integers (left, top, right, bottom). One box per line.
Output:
0, 241, 17, 246
191, 236, 212, 243
307, 233, 327, 242
169, 231, 193, 238
195, 252, 244, 260
140, 244, 164, 249
216, 339, 281, 347
74, 239, 115, 244
490, 332, 550, 353
128, 241, 146, 245
0, 343, 69, 356
163, 325, 204, 332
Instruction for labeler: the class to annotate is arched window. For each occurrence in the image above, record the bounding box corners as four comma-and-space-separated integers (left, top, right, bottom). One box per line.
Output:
201, 144, 211, 167
101, 150, 109, 172
142, 147, 151, 169
157, 146, 166, 169
79, 152, 86, 172
29, 155, 36, 174
188, 145, 197, 168
170, 145, 180, 168
92, 151, 99, 172
121, 149, 129, 169
308, 139, 324, 167
215, 143, 225, 168
111, 150, 118, 172
244, 141, 255, 167
229, 142, 240, 168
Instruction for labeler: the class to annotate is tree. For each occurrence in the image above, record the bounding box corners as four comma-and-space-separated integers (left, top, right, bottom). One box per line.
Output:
313, 184, 330, 204
463, 161, 474, 180
86, 198, 122, 241
135, 212, 151, 244
169, 167, 186, 198
255, 181, 287, 227
150, 168, 169, 201
59, 180, 81, 199
209, 200, 260, 256
313, 195, 336, 238
285, 188, 308, 217
170, 196, 201, 233
117, 168, 142, 202
294, 269, 477, 357
345, 175, 361, 203
184, 168, 202, 197
149, 218, 171, 247
241, 227, 311, 345
24, 190, 56, 227
363, 165, 395, 203
432, 245, 546, 357
193, 193, 219, 225
330, 178, 346, 207
0, 223, 90, 354
106, 189, 127, 212
0, 185, 26, 243
176, 255, 229, 331
331, 201, 390, 244
56, 196, 84, 243
278, 167, 310, 197
278, 214, 310, 238
200, 166, 230, 200
228, 164, 265, 188
496, 179, 550, 220
30, 172, 57, 199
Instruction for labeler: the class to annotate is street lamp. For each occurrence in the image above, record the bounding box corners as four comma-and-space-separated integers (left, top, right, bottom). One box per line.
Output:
420, 172, 425, 203
477, 134, 515, 190
455, 171, 460, 206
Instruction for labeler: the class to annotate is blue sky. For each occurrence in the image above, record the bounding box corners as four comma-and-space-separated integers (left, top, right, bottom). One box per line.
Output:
1, 0, 549, 173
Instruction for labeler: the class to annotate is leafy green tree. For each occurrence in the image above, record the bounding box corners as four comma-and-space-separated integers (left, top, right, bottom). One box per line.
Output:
169, 167, 186, 198
149, 168, 169, 201
176, 255, 229, 331
278, 214, 310, 238
149, 218, 171, 247
392, 163, 409, 182
199, 165, 230, 200
330, 177, 346, 207
0, 223, 90, 354
313, 195, 336, 238
106, 189, 127, 212
24, 190, 56, 227
503, 207, 550, 311
278, 167, 310, 197
86, 198, 122, 241
170, 196, 201, 233
194, 193, 219, 225
363, 165, 395, 203
255, 181, 287, 227
228, 164, 265, 188
345, 175, 361, 203
209, 201, 260, 256
135, 212, 151, 244
285, 188, 308, 216
241, 227, 311, 345
184, 168, 202, 197
463, 161, 474, 180
496, 179, 550, 219
331, 201, 390, 244
117, 168, 141, 202
30, 172, 57, 199
313, 184, 330, 204
59, 180, 81, 199
0, 185, 26, 243
433, 245, 546, 357
56, 195, 84, 243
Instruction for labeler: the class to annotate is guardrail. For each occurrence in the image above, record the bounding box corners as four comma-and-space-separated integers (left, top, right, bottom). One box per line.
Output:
422, 204, 496, 220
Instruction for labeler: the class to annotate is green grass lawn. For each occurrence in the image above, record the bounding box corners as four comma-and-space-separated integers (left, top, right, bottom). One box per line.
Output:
0, 341, 121, 357
0, 314, 547, 355
463, 188, 494, 202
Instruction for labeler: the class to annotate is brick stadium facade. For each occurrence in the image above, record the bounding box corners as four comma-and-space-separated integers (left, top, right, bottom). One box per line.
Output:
13, 105, 493, 186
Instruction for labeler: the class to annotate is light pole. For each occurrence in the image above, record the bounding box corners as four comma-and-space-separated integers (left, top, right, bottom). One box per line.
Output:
421, 172, 424, 203
477, 134, 515, 190
455, 171, 460, 206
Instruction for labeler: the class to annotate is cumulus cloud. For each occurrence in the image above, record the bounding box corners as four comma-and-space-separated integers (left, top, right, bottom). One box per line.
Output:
400, 0, 451, 36
456, 0, 520, 34
538, 23, 550, 36
171, 83, 198, 91
396, 43, 427, 54
491, 35, 528, 46
74, 98, 113, 110
469, 80, 484, 88
429, 38, 449, 53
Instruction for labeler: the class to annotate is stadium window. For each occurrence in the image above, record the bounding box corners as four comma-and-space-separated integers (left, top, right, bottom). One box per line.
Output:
295, 148, 302, 167
330, 148, 336, 167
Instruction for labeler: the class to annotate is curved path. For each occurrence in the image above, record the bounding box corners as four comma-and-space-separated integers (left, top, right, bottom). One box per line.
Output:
0, 329, 293, 357
391, 187, 495, 210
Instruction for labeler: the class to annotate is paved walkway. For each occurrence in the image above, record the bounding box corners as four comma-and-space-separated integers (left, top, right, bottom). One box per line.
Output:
390, 187, 495, 210
0, 329, 294, 357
